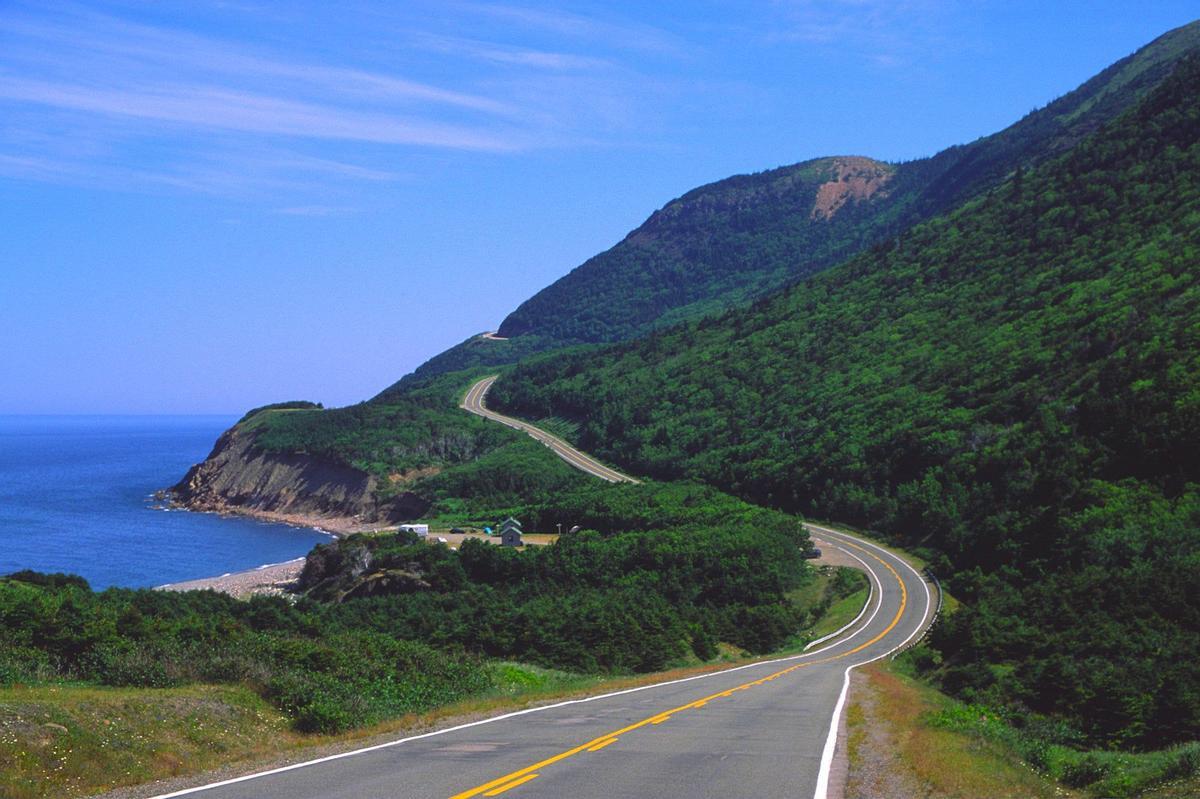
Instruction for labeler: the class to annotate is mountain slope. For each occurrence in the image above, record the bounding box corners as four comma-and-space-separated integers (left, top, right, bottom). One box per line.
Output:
389, 19, 1200, 391
490, 53, 1200, 748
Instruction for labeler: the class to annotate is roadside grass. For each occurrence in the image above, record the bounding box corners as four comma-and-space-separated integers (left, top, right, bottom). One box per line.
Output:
809, 587, 869, 641
534, 416, 580, 442
785, 566, 836, 608
0, 683, 297, 799
846, 660, 1069, 799
926, 700, 1200, 797
853, 655, 1200, 798
1138, 775, 1200, 798
782, 565, 870, 653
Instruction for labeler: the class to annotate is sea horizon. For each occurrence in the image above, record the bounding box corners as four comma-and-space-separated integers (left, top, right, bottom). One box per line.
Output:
0, 414, 330, 590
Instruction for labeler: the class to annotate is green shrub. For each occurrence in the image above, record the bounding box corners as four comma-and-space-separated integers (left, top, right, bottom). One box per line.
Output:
1061, 753, 1110, 787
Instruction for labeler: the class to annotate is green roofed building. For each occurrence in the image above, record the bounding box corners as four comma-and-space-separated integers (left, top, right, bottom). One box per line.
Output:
498, 517, 523, 548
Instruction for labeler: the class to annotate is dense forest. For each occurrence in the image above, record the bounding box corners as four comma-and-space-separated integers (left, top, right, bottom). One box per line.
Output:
0, 484, 821, 733
490, 54, 1200, 749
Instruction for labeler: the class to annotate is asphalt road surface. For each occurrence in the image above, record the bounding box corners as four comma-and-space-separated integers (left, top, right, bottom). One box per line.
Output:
460, 376, 641, 484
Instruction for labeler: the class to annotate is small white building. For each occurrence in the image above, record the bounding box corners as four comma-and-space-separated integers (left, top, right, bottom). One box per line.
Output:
398, 523, 429, 538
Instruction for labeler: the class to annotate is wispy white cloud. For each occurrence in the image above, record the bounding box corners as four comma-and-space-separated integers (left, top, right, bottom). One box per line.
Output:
410, 32, 614, 71
0, 76, 521, 150
1, 13, 515, 115
764, 0, 970, 68
0, 131, 403, 199
0, 2, 691, 199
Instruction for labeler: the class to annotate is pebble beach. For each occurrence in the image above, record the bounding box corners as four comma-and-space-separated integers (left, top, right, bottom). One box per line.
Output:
156, 558, 305, 598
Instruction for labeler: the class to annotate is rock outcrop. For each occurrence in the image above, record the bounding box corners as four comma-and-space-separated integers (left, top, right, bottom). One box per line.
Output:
170, 422, 428, 533
809, 157, 894, 220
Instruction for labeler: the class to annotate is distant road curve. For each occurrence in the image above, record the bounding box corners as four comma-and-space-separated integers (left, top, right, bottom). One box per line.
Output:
461, 375, 641, 484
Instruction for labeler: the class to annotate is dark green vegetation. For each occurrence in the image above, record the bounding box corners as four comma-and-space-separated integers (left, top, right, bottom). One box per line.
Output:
244, 369, 589, 512
490, 53, 1200, 750
932, 704, 1200, 797
383, 20, 1200, 390
1, 484, 815, 732
235, 400, 323, 425
0, 571, 488, 734
296, 480, 816, 671
303, 519, 809, 672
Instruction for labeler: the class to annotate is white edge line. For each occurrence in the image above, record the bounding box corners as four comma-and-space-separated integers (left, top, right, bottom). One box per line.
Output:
803, 543, 875, 651
810, 524, 934, 799
144, 531, 895, 799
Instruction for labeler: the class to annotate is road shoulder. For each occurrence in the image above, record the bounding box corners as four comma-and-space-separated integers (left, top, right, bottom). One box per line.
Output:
842, 661, 1069, 799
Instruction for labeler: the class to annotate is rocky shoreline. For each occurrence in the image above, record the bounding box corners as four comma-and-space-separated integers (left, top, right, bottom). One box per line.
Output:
156, 488, 378, 537
165, 420, 428, 535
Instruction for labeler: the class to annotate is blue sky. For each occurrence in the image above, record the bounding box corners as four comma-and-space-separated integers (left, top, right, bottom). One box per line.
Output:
2, 1, 1196, 414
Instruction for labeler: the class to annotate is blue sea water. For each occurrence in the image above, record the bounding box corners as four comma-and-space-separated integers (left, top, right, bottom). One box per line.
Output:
0, 415, 331, 589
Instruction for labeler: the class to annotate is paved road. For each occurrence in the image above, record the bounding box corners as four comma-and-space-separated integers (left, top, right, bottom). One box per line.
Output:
461, 376, 641, 484
146, 526, 931, 799
143, 384, 934, 799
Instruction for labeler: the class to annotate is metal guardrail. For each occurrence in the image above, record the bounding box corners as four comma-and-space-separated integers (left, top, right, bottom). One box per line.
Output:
891, 566, 943, 659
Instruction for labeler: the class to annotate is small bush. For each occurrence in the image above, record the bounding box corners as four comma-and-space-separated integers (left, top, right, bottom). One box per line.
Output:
1061, 753, 1110, 787
88, 641, 180, 688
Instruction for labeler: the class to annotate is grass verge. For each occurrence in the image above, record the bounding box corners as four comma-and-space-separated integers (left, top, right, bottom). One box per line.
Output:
926, 699, 1200, 797
0, 684, 295, 799
849, 654, 1200, 799
809, 587, 868, 641
845, 660, 1068, 799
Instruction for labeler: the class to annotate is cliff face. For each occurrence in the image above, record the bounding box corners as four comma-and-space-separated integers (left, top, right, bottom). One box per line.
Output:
171, 423, 428, 533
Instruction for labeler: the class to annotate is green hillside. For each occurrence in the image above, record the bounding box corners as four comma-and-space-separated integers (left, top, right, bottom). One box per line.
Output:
490, 54, 1200, 749
382, 20, 1200, 392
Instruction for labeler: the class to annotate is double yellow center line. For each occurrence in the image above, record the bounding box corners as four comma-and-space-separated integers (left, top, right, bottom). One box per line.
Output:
448, 539, 907, 798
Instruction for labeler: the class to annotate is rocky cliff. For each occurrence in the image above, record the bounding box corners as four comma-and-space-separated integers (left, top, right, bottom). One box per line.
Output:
170, 422, 428, 533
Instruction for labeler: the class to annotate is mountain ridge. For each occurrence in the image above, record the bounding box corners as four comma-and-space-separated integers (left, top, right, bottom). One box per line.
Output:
388, 19, 1200, 390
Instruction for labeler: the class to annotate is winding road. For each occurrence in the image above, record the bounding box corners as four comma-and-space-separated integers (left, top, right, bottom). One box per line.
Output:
144, 378, 934, 799
461, 375, 641, 484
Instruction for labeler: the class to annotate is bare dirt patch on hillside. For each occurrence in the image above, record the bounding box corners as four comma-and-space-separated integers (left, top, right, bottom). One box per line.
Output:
811, 157, 894, 220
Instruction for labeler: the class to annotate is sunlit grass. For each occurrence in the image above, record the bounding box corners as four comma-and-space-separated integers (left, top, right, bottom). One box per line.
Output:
809, 587, 869, 641
847, 662, 1068, 799
0, 683, 296, 799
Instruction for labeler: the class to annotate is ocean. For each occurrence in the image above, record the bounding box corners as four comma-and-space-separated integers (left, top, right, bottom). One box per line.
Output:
0, 415, 331, 590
